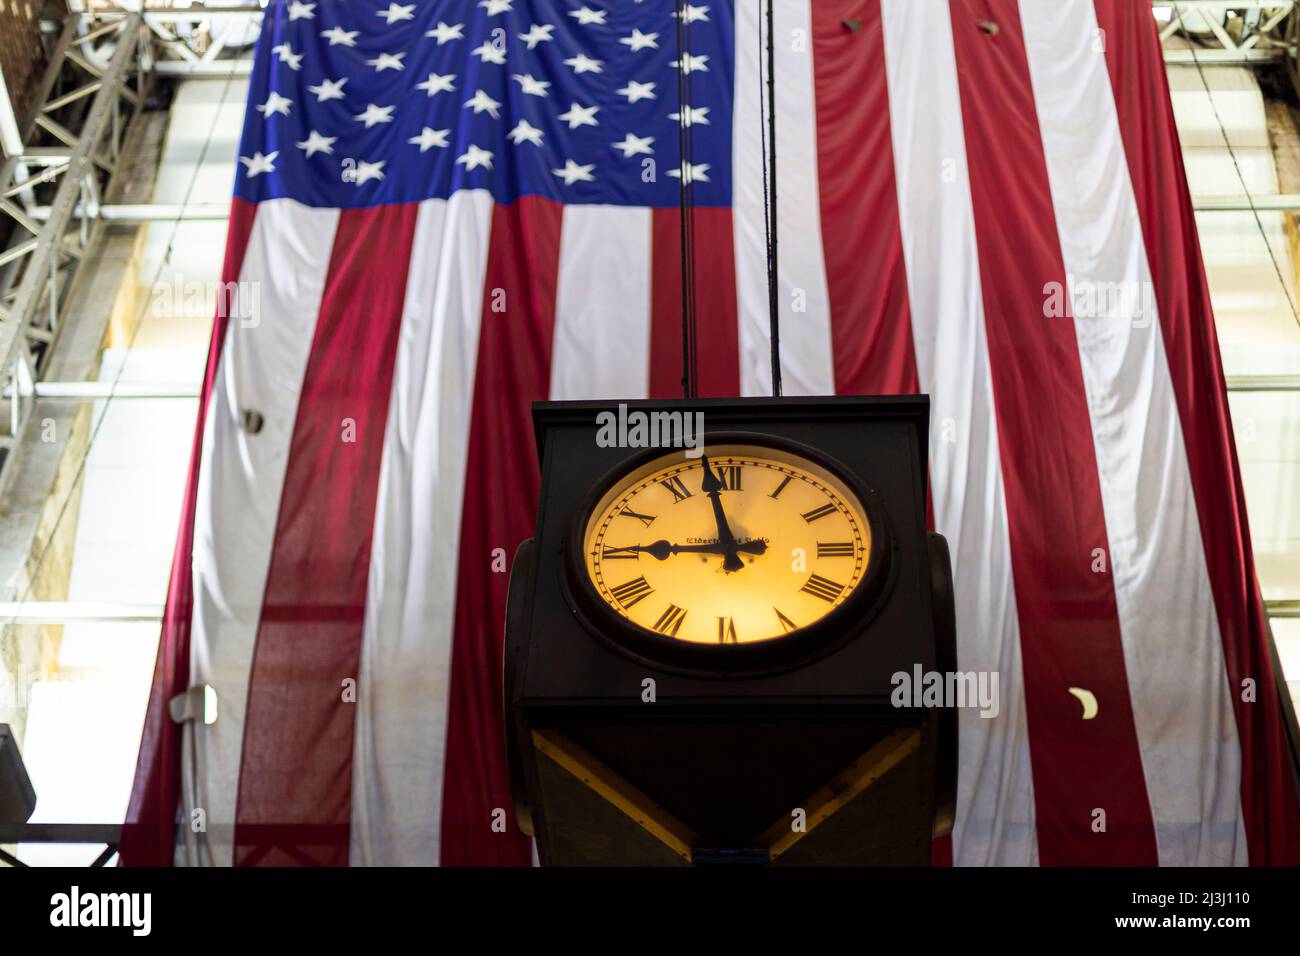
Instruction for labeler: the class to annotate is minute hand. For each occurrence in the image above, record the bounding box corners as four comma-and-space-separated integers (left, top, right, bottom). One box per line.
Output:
700, 455, 745, 572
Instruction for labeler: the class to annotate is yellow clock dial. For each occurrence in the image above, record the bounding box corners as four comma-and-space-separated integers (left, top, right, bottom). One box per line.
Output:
582, 444, 872, 645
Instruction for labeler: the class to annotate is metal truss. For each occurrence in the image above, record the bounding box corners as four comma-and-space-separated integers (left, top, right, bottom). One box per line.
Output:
0, 4, 262, 497
1156, 1, 1297, 64
0, 12, 147, 492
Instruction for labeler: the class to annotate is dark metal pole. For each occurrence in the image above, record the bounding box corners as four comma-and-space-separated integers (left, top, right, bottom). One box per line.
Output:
766, 0, 781, 397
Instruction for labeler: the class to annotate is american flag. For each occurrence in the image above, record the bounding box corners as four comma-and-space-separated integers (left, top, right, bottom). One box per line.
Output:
124, 0, 1300, 866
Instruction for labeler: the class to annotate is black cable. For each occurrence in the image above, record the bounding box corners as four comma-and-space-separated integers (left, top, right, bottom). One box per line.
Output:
765, 0, 782, 396
683, 5, 699, 397
674, 0, 698, 398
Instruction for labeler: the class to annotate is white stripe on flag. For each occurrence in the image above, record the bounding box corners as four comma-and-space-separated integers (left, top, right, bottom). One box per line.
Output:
880, 0, 1039, 866
350, 190, 494, 865
733, 0, 834, 397
550, 205, 651, 400
189, 199, 339, 866
1021, 0, 1246, 865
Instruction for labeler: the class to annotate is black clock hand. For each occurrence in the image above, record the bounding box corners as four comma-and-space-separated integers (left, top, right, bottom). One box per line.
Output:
603, 539, 768, 561
700, 454, 745, 573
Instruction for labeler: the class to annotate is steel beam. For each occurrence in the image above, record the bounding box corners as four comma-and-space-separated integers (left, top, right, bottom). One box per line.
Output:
1268, 600, 1300, 619
1, 381, 200, 399
0, 62, 24, 160
30, 202, 230, 222
1163, 48, 1285, 63
1195, 194, 1300, 211
152, 59, 253, 77
0, 601, 164, 624
1226, 375, 1300, 392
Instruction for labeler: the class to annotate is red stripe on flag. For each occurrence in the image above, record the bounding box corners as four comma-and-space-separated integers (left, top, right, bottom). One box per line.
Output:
811, 0, 918, 397
949, 0, 1158, 864
232, 203, 419, 866
441, 197, 564, 866
1094, 0, 1300, 864
650, 207, 740, 398
122, 197, 259, 866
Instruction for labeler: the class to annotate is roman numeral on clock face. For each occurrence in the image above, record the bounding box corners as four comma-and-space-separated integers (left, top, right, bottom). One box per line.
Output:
619, 507, 656, 528
816, 541, 854, 558
801, 502, 837, 523
774, 608, 797, 633
769, 475, 792, 499
800, 573, 846, 603
601, 545, 639, 560
717, 616, 738, 644
659, 475, 693, 503
610, 575, 654, 609
718, 465, 742, 491
652, 604, 687, 637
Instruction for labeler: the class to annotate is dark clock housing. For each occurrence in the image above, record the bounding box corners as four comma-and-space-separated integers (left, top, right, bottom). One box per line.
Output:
505, 396, 956, 865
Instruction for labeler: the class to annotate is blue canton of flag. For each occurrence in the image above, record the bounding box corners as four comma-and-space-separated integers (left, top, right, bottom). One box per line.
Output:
235, 0, 735, 209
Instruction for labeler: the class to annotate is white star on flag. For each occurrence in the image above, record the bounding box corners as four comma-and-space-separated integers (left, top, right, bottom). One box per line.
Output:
512, 73, 550, 97
377, 3, 414, 25
367, 52, 405, 72
569, 6, 605, 24
519, 24, 555, 49
563, 54, 603, 75
456, 145, 494, 171
295, 130, 336, 158
553, 159, 596, 185
417, 73, 456, 97
472, 41, 507, 65
507, 119, 544, 146
616, 81, 656, 103
612, 132, 654, 157
668, 105, 710, 127
354, 103, 395, 128
308, 77, 347, 102
321, 26, 357, 47
465, 89, 502, 118
667, 162, 710, 184
256, 92, 293, 117
672, 4, 710, 23
426, 21, 464, 44
557, 102, 599, 129
239, 151, 278, 177
272, 43, 303, 71
351, 160, 386, 186
619, 29, 658, 51
408, 127, 451, 152
287, 1, 315, 21
479, 0, 513, 15
670, 53, 709, 74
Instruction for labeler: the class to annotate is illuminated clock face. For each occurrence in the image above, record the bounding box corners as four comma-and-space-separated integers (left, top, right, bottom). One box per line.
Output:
582, 444, 872, 645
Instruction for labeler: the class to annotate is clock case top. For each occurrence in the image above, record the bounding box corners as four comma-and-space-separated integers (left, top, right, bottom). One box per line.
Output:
515, 395, 935, 711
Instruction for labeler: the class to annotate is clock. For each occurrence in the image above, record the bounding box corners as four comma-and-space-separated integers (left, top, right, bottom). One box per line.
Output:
569, 436, 891, 671
508, 397, 955, 865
